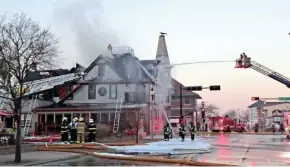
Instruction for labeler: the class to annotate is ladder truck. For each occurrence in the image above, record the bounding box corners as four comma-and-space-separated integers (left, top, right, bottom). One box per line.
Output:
235, 53, 290, 88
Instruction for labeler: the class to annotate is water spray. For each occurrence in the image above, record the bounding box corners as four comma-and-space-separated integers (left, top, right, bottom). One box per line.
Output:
163, 60, 235, 68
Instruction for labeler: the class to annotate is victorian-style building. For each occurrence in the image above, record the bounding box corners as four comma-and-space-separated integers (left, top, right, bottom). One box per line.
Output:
16, 34, 172, 135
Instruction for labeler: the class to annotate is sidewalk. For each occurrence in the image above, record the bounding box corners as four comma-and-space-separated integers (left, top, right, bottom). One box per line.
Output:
0, 151, 82, 166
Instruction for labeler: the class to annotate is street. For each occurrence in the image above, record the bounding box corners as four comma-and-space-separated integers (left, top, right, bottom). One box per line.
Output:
2, 133, 289, 166
174, 133, 290, 166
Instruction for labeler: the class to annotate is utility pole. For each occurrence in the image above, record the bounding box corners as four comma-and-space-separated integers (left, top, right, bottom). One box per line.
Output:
150, 87, 155, 140
179, 85, 183, 117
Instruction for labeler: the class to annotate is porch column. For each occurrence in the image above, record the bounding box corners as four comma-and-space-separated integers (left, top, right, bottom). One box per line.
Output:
53, 113, 56, 123
99, 113, 102, 122
88, 112, 91, 120
108, 112, 110, 122
44, 113, 47, 123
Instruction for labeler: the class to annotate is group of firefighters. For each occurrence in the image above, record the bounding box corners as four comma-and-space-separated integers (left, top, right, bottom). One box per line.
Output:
163, 122, 196, 142
60, 116, 97, 144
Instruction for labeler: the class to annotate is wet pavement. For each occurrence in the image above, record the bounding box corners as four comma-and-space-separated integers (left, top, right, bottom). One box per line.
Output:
4, 134, 289, 166
34, 155, 171, 166
173, 134, 290, 166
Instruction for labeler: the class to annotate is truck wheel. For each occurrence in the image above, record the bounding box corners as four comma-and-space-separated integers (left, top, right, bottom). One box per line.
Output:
287, 135, 290, 139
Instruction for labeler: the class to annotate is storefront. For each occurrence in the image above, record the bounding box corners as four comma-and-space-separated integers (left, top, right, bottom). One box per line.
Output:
32, 105, 146, 135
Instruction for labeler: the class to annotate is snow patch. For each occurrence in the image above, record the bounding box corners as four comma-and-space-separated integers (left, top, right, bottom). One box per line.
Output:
94, 152, 130, 157
107, 138, 211, 154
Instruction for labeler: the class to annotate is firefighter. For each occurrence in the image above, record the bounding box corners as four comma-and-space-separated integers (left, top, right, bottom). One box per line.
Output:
188, 122, 196, 141
87, 119, 97, 142
272, 125, 276, 133
179, 123, 186, 142
77, 117, 86, 144
254, 123, 259, 133
163, 123, 170, 141
60, 117, 69, 143
69, 117, 78, 144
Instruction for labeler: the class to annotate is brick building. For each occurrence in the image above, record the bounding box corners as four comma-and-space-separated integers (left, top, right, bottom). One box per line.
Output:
170, 78, 202, 123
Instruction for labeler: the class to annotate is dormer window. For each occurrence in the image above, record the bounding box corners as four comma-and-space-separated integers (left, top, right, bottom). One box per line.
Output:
98, 64, 105, 76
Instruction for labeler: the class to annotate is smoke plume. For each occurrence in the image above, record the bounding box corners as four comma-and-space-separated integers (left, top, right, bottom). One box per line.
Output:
53, 0, 119, 65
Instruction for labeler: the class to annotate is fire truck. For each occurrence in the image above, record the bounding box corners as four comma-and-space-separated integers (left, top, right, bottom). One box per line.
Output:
208, 116, 247, 132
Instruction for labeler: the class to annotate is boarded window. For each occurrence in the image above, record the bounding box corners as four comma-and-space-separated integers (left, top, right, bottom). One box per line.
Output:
109, 84, 117, 99
88, 84, 96, 99
67, 86, 73, 100
124, 92, 135, 103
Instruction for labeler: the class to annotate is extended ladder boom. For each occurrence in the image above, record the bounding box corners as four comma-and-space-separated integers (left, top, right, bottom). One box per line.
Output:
235, 54, 290, 88
22, 72, 86, 96
250, 61, 290, 88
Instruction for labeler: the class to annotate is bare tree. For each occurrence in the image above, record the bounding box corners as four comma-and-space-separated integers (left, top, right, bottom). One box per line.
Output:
0, 13, 59, 163
224, 108, 238, 118
240, 109, 250, 122
197, 102, 220, 117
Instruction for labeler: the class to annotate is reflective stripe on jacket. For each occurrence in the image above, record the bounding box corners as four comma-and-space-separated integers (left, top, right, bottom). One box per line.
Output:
61, 122, 69, 133
87, 123, 97, 133
179, 127, 186, 134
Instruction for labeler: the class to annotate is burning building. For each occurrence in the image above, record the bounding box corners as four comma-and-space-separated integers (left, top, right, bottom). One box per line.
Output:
7, 33, 173, 135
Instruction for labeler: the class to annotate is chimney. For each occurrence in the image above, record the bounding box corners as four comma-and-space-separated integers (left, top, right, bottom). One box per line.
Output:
107, 44, 113, 52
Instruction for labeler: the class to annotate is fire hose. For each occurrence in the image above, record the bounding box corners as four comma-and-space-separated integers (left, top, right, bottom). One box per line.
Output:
37, 143, 235, 166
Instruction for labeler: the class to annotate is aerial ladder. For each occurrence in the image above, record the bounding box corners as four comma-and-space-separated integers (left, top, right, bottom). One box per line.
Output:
112, 98, 123, 133
235, 53, 290, 88
0, 72, 86, 103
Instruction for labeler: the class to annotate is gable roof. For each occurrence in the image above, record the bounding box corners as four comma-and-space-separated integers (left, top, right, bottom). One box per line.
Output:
84, 53, 158, 83
171, 78, 202, 99
57, 53, 158, 104
247, 100, 290, 108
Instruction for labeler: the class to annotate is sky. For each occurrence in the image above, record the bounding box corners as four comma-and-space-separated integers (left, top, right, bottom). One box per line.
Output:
1, 0, 290, 113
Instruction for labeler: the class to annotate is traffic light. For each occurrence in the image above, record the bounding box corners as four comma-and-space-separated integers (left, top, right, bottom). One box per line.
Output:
209, 85, 221, 91
179, 116, 184, 124
185, 86, 202, 91
251, 97, 259, 101
201, 108, 205, 118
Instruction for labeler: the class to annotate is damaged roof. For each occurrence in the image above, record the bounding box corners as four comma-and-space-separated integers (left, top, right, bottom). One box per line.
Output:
85, 53, 158, 83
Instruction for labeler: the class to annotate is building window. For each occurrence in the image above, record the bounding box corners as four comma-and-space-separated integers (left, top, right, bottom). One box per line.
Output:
88, 84, 96, 99
109, 84, 117, 99
67, 86, 73, 100
21, 114, 32, 127
124, 92, 135, 103
98, 64, 105, 76
184, 97, 190, 104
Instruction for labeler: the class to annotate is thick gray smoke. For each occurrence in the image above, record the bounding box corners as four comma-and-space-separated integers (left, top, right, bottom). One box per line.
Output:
53, 0, 119, 65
